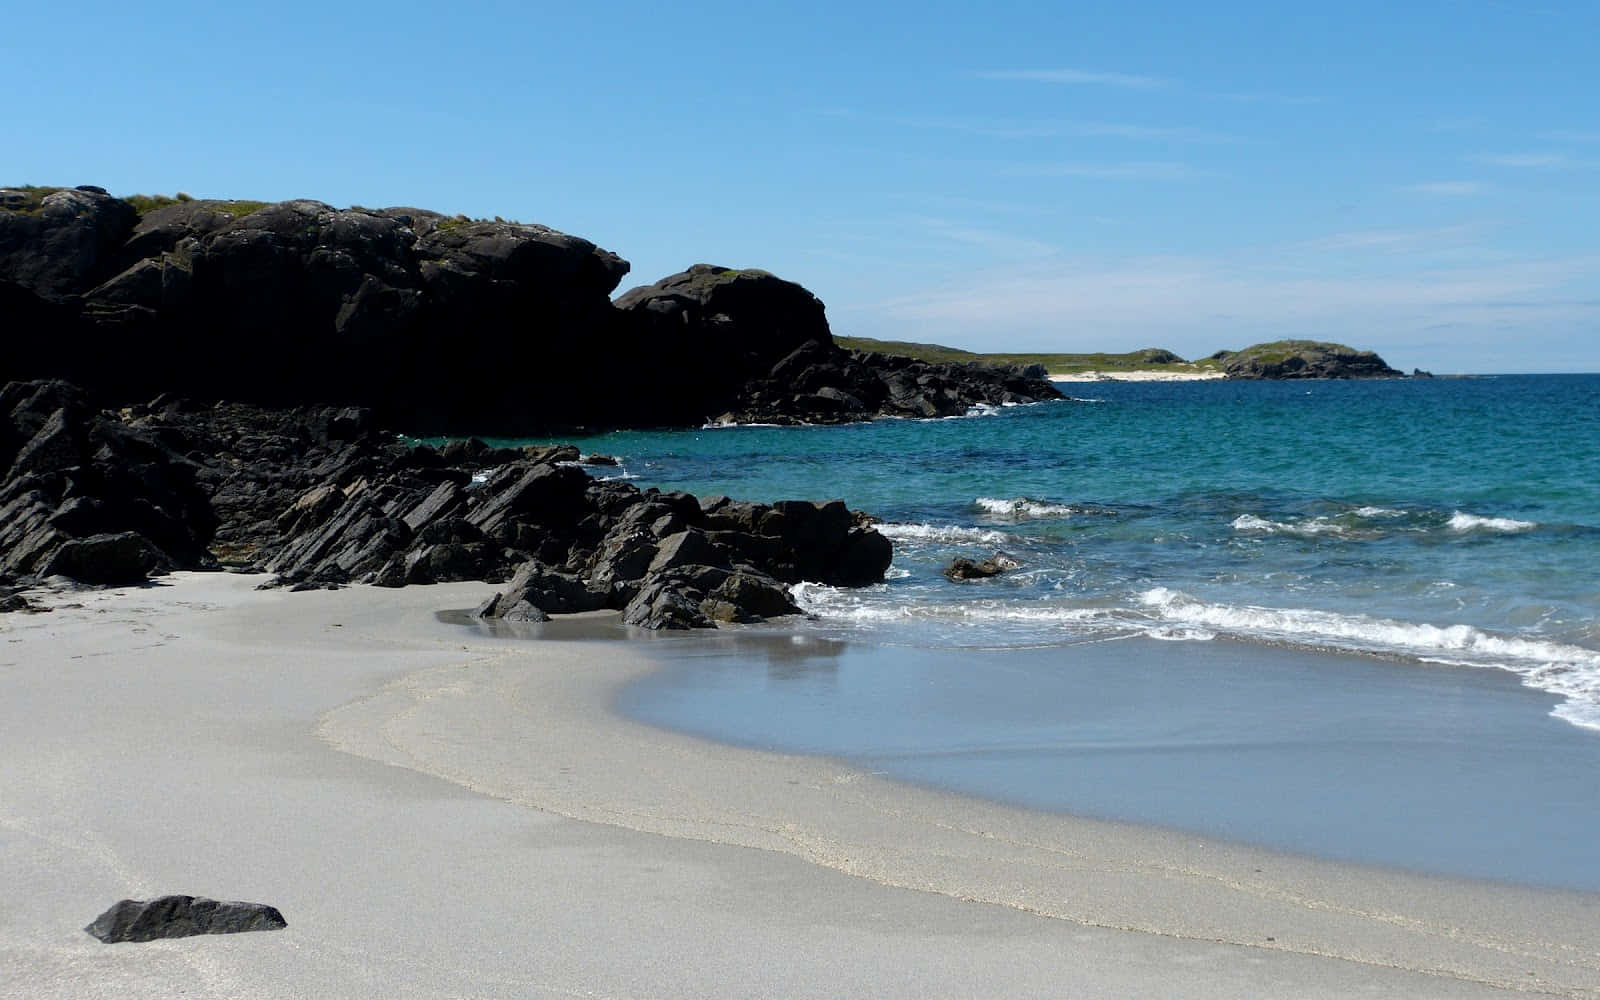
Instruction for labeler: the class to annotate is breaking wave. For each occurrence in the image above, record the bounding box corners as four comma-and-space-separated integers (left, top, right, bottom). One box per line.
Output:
1138, 588, 1600, 730
875, 522, 1012, 546
975, 497, 1096, 520
1447, 511, 1538, 533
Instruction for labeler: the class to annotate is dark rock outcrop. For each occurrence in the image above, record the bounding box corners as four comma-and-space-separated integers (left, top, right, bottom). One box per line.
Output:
0, 380, 894, 627
85, 896, 287, 943
0, 380, 215, 584
1213, 341, 1403, 380
3, 190, 631, 433
0, 186, 137, 299
3, 191, 1060, 432
944, 553, 1021, 581
614, 266, 1061, 425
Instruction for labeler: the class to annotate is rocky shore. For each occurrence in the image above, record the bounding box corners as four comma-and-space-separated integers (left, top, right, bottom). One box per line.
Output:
0, 379, 891, 628
0, 185, 1073, 624
1, 186, 1061, 433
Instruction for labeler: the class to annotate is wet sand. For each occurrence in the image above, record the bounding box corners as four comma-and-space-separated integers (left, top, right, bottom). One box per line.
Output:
3, 574, 1597, 998
619, 629, 1600, 891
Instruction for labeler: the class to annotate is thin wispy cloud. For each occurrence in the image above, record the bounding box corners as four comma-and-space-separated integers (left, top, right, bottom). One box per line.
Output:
885, 114, 1239, 144
1207, 91, 1326, 106
1001, 160, 1215, 180
1403, 181, 1488, 196
1540, 129, 1600, 143
1470, 152, 1586, 168
1062, 121, 1240, 142
977, 68, 1169, 90
1289, 223, 1486, 254
976, 69, 1320, 106
907, 216, 1061, 259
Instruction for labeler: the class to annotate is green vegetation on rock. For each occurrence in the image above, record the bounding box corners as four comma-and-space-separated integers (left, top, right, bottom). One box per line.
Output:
836, 337, 1222, 374
0, 185, 68, 214
836, 336, 1402, 379
124, 192, 195, 215
214, 200, 269, 219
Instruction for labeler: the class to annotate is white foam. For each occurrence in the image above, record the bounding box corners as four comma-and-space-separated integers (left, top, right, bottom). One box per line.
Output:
1138, 587, 1600, 731
876, 523, 1011, 546
1447, 510, 1537, 533
790, 583, 1127, 629
1353, 506, 1405, 518
1230, 513, 1353, 538
976, 497, 1081, 519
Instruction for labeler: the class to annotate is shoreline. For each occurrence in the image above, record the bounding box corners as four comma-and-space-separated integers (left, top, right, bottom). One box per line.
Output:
1048, 369, 1228, 382
5, 574, 1598, 997
617, 628, 1600, 892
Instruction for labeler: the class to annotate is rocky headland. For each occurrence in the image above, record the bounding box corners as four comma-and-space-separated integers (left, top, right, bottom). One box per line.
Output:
1, 185, 1060, 433
0, 184, 1072, 623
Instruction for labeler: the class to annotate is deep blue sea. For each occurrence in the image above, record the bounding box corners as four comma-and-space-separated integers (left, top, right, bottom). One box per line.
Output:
501, 374, 1600, 887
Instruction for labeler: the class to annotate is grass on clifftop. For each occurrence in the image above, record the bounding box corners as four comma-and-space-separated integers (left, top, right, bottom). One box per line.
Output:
3, 187, 271, 220
124, 192, 193, 215
1212, 339, 1372, 365
836, 336, 1224, 374
0, 185, 68, 213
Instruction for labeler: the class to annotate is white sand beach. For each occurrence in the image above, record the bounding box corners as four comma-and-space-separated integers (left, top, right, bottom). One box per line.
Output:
1049, 370, 1228, 382
4, 573, 1598, 999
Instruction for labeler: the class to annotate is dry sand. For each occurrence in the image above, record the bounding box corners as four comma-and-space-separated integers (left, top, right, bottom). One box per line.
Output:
1048, 370, 1228, 383
3, 573, 1597, 998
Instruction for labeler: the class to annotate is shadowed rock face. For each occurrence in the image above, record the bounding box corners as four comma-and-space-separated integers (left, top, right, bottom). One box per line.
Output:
613, 265, 1063, 425
0, 380, 216, 582
85, 896, 287, 943
3, 192, 1061, 433
3, 190, 632, 433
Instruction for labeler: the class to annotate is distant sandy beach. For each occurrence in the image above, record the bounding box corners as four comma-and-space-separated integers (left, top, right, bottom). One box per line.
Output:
1050, 369, 1228, 382
4, 574, 1597, 998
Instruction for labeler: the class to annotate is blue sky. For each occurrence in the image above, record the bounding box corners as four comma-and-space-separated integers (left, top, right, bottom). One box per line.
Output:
6, 0, 1597, 372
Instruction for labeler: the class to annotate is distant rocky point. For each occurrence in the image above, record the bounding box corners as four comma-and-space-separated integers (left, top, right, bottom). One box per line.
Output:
1, 185, 1060, 433
836, 338, 1410, 380
1208, 340, 1404, 380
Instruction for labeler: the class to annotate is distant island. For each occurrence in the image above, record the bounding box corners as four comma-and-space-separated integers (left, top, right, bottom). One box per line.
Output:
837, 338, 1409, 382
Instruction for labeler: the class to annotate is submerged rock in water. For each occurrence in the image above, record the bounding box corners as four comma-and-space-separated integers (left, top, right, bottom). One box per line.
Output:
944, 553, 1021, 581
85, 895, 287, 943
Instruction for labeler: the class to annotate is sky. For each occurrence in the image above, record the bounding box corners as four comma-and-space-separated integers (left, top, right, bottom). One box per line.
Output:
5, 0, 1598, 373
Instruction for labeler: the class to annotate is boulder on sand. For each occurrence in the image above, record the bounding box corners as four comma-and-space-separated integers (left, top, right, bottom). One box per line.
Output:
84, 895, 287, 943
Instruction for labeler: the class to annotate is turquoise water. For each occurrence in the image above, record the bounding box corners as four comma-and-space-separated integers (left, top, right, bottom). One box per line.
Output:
549, 374, 1600, 733
496, 373, 1600, 888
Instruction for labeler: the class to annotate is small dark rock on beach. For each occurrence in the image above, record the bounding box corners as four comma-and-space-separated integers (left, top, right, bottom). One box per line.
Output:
85, 895, 287, 943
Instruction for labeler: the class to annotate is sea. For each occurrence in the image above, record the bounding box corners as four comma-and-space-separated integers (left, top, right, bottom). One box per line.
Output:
503, 374, 1600, 891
